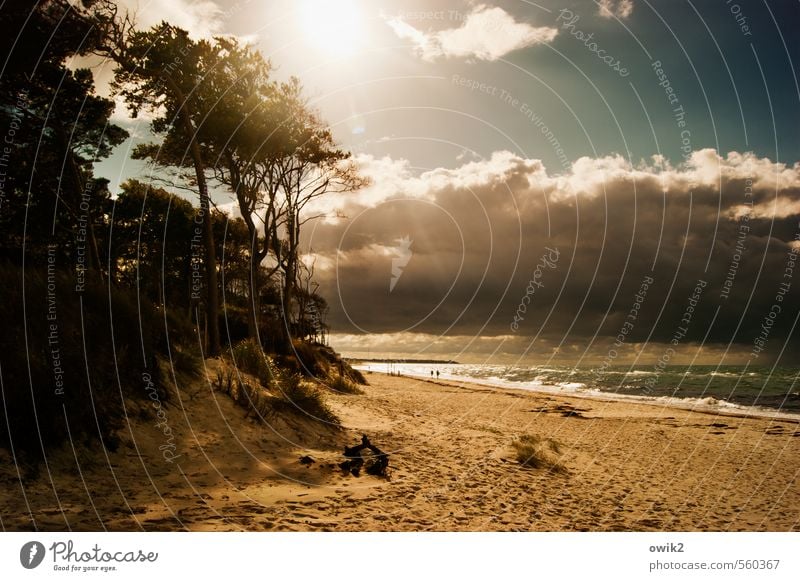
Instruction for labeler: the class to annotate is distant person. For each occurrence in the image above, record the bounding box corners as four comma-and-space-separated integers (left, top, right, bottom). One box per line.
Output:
430, 370, 434, 378
436, 370, 440, 379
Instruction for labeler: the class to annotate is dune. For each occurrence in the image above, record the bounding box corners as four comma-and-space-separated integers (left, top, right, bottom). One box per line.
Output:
1, 364, 798, 531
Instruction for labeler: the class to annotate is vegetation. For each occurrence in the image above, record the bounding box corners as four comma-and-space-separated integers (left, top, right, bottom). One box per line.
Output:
91, 3, 367, 352
0, 1, 363, 459
272, 372, 340, 426
214, 365, 273, 420
215, 361, 339, 426
230, 339, 275, 388
327, 375, 364, 396
0, 263, 190, 459
512, 434, 566, 472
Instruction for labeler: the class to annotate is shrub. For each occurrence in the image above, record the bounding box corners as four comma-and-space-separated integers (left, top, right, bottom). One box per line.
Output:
273, 373, 340, 426
220, 304, 250, 347
164, 345, 202, 386
0, 262, 198, 460
229, 339, 274, 388
512, 434, 565, 472
347, 366, 368, 385
214, 363, 273, 418
327, 374, 363, 395
291, 340, 329, 377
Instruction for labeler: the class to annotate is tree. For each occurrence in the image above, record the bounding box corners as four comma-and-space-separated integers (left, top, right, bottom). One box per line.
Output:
295, 255, 329, 344
187, 37, 281, 342
91, 10, 222, 355
0, 0, 127, 277
207, 74, 367, 351
90, 4, 367, 355
270, 80, 367, 349
110, 180, 196, 307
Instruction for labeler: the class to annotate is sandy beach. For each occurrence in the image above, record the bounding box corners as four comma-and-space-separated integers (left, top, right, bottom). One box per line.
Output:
2, 365, 799, 532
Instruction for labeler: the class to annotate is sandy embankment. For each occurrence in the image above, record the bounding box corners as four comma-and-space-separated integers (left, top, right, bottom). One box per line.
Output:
1, 364, 798, 531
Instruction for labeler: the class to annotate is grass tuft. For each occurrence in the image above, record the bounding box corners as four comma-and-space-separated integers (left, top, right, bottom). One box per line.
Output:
230, 339, 274, 388
327, 374, 364, 395
512, 434, 566, 472
273, 373, 340, 426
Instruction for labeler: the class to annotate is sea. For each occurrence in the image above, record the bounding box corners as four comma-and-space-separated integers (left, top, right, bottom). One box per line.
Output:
354, 362, 800, 418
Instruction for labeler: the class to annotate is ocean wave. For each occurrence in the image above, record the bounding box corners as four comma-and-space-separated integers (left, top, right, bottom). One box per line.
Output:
354, 363, 800, 419
553, 381, 584, 390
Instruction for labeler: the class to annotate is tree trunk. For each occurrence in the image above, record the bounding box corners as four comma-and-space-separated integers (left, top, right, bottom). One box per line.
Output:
195, 152, 221, 356
168, 81, 221, 356
280, 218, 297, 354
247, 231, 260, 341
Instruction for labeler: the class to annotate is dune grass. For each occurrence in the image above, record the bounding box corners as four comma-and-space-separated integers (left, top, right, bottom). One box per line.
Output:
215, 363, 340, 426
230, 339, 274, 388
327, 374, 364, 395
273, 372, 340, 425
512, 434, 566, 472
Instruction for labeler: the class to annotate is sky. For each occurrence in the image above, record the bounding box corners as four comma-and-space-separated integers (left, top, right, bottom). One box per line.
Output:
97, 0, 800, 365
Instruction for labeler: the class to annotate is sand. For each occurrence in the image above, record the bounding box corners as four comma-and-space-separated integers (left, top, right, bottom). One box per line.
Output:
1, 364, 799, 531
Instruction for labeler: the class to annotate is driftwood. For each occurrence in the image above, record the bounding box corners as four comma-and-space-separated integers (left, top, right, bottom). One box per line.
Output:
339, 434, 389, 477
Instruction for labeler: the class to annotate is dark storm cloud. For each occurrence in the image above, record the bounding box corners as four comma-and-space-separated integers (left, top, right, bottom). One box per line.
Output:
305, 149, 800, 360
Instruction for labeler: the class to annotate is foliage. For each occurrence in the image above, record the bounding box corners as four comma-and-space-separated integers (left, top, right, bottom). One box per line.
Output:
0, 263, 198, 459
110, 180, 197, 306
290, 340, 330, 377
0, 1, 362, 461
0, 1, 127, 272
96, 16, 224, 354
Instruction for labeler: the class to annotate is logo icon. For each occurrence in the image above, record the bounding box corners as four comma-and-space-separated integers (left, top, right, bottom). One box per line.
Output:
20, 541, 45, 569
389, 236, 413, 292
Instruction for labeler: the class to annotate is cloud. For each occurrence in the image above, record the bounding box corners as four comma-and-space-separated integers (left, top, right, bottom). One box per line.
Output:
303, 149, 800, 362
329, 332, 753, 365
386, 4, 558, 61
598, 0, 635, 19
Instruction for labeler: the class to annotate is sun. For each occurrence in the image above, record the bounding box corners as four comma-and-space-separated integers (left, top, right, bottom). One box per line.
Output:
299, 0, 365, 58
